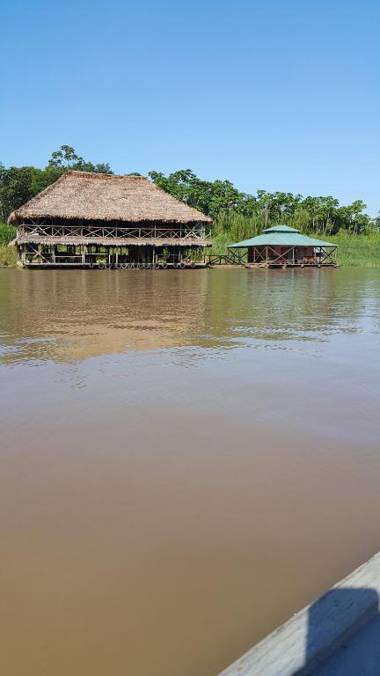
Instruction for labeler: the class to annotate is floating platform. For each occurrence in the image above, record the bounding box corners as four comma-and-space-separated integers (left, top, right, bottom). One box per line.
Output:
22, 261, 209, 270
244, 263, 337, 269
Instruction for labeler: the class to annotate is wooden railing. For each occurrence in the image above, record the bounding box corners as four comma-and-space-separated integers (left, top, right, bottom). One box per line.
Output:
18, 223, 209, 241
207, 252, 246, 265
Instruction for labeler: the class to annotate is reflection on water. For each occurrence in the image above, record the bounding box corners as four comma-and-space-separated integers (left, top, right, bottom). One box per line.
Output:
0, 268, 379, 363
1, 268, 380, 676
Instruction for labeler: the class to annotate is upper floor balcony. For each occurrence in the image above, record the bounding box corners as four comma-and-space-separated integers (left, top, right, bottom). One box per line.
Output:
17, 221, 210, 242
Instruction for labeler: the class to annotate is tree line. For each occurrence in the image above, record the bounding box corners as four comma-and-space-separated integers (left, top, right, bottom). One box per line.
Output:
149, 170, 376, 240
1, 146, 377, 240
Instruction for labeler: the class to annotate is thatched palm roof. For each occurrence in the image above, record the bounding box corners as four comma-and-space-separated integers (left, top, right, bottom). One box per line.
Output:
9, 171, 212, 224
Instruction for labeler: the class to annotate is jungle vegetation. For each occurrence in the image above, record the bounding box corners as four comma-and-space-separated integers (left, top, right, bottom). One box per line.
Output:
149, 169, 378, 242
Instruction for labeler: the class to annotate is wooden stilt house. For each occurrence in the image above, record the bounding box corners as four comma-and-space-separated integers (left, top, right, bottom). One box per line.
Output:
229, 225, 337, 268
9, 171, 212, 268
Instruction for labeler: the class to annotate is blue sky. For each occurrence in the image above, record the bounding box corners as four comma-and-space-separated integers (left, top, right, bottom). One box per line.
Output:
1, 0, 379, 214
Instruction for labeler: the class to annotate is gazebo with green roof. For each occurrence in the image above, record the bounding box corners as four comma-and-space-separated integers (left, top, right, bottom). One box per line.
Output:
228, 225, 337, 268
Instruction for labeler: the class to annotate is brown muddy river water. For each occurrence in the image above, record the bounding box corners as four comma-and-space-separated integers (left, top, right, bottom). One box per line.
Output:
1, 267, 380, 676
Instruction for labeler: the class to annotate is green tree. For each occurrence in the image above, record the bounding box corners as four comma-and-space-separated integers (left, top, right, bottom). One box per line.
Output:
0, 166, 35, 220
48, 145, 112, 174
335, 200, 370, 234
48, 145, 83, 169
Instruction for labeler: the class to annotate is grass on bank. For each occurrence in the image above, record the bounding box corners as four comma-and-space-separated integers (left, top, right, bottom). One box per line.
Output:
328, 232, 380, 267
0, 244, 17, 267
0, 222, 17, 267
1, 222, 380, 268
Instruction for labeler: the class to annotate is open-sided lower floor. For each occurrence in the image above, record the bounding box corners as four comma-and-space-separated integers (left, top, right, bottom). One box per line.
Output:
245, 244, 337, 268
18, 241, 209, 269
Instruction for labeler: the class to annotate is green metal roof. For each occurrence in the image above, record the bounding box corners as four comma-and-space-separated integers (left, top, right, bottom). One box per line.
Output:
229, 224, 336, 249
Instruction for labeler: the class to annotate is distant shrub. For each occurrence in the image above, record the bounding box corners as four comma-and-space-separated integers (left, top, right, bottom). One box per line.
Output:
0, 222, 16, 246
0, 244, 17, 267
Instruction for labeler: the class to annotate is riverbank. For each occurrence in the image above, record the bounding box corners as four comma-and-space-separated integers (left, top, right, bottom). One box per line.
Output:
1, 222, 380, 268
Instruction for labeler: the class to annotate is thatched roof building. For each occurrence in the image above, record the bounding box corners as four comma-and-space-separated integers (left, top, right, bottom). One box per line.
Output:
9, 171, 212, 224
11, 171, 212, 268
